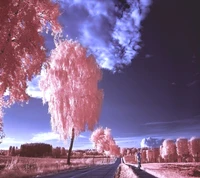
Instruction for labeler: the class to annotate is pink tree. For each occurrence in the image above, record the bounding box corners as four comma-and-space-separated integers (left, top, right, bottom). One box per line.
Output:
176, 138, 189, 162
0, 0, 61, 134
152, 148, 160, 163
141, 149, 147, 163
161, 139, 177, 162
40, 40, 103, 164
109, 140, 120, 157
120, 148, 127, 156
131, 148, 137, 156
90, 127, 120, 157
188, 137, 200, 162
146, 149, 153, 162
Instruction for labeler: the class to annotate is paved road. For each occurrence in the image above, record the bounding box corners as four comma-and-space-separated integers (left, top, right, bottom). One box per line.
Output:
38, 158, 121, 178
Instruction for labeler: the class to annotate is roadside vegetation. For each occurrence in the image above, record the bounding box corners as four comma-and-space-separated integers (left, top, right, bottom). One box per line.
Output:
0, 155, 116, 178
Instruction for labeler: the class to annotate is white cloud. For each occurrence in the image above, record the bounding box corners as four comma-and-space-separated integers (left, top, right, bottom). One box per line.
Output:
1, 137, 24, 144
0, 137, 25, 149
58, 0, 152, 71
79, 135, 87, 139
30, 132, 60, 142
24, 0, 153, 99
140, 137, 164, 148
26, 75, 42, 99
30, 132, 87, 142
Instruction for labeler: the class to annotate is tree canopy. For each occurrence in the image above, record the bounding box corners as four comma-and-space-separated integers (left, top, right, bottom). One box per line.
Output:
90, 127, 120, 156
0, 0, 61, 118
0, 0, 61, 134
40, 40, 103, 140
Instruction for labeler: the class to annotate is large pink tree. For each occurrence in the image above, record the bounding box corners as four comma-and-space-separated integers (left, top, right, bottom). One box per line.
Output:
0, 0, 61, 134
90, 127, 120, 157
39, 40, 103, 164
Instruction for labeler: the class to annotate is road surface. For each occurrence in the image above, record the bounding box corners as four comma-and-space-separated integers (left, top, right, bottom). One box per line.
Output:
38, 158, 121, 178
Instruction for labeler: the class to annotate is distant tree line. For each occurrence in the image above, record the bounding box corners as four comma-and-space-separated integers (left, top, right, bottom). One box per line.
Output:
20, 143, 53, 157
123, 137, 200, 163
8, 146, 20, 156
5, 143, 107, 158
6, 143, 68, 158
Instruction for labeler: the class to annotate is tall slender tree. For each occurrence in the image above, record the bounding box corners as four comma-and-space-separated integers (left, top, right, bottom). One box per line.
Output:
39, 40, 103, 164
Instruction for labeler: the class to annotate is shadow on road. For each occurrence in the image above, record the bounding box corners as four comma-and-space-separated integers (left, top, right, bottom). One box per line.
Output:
130, 166, 158, 178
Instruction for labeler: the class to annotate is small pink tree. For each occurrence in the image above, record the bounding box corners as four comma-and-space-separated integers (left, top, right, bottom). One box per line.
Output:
188, 137, 200, 162
131, 148, 137, 156
161, 139, 177, 162
146, 149, 154, 163
152, 148, 160, 163
176, 138, 189, 162
40, 40, 103, 164
120, 148, 127, 156
90, 127, 120, 157
141, 149, 147, 163
109, 140, 120, 157
0, 0, 61, 135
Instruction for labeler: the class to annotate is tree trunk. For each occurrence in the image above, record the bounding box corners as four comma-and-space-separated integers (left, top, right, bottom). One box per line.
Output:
67, 128, 75, 165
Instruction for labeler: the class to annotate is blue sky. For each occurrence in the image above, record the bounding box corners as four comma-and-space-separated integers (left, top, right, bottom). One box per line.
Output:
1, 0, 200, 150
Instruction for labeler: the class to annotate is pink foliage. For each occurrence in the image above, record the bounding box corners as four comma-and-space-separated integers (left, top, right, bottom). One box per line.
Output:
176, 138, 189, 157
161, 139, 177, 162
0, 0, 61, 126
152, 148, 160, 162
143, 148, 160, 163
146, 149, 153, 162
40, 40, 103, 140
189, 137, 200, 157
0, 0, 61, 102
141, 149, 147, 163
90, 127, 120, 156
109, 141, 120, 156
120, 148, 127, 156
131, 148, 137, 155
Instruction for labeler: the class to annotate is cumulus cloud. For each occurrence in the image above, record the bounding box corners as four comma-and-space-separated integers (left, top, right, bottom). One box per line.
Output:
30, 132, 60, 142
140, 137, 164, 148
30, 132, 87, 142
26, 75, 42, 98
1, 137, 24, 144
26, 0, 152, 98
58, 0, 152, 71
0, 137, 25, 149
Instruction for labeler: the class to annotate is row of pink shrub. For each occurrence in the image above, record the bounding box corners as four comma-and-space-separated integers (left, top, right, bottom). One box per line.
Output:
159, 137, 200, 162
122, 137, 200, 163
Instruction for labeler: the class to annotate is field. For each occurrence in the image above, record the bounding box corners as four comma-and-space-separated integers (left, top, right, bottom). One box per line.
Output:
0, 155, 115, 178
124, 155, 200, 178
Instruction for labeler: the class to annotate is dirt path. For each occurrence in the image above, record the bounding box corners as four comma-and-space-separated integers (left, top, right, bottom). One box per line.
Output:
130, 165, 158, 178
